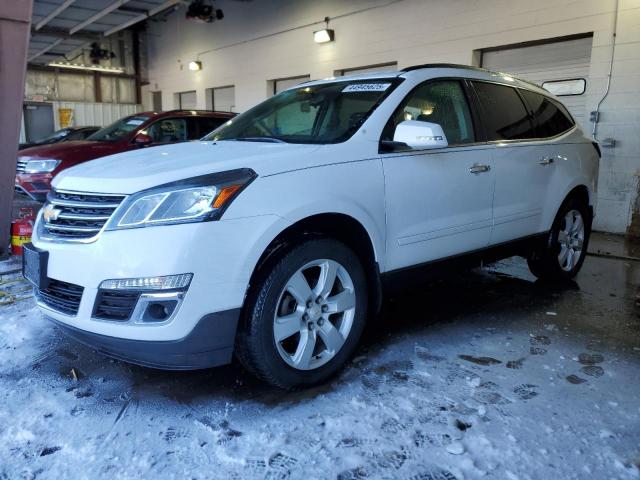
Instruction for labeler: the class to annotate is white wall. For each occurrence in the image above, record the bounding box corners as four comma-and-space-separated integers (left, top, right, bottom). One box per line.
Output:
144, 0, 640, 234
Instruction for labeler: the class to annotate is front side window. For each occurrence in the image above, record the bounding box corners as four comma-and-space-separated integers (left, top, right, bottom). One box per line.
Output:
147, 118, 188, 143
520, 90, 574, 138
382, 80, 475, 145
205, 80, 400, 144
472, 82, 536, 141
87, 116, 151, 142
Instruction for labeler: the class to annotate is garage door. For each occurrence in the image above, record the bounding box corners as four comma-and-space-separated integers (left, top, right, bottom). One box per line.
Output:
273, 75, 311, 95
177, 90, 197, 110
481, 36, 593, 129
335, 62, 398, 77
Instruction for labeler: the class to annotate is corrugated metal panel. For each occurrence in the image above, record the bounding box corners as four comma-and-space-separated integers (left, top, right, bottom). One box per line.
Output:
481, 36, 593, 129
51, 102, 141, 129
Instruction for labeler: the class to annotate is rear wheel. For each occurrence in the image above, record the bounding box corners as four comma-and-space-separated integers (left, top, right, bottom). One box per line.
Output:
236, 239, 367, 389
527, 197, 591, 281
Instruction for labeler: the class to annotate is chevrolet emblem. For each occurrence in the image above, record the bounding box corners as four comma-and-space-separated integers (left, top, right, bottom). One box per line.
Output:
42, 205, 61, 223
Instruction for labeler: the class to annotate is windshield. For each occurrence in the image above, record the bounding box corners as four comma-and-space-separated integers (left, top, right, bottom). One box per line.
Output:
33, 128, 72, 144
87, 115, 150, 142
204, 79, 400, 144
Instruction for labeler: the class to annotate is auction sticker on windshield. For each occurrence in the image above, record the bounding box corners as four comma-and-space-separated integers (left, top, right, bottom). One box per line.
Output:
342, 83, 391, 93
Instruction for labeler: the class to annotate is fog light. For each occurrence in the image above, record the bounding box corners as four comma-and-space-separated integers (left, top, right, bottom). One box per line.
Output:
129, 292, 184, 324
100, 274, 192, 291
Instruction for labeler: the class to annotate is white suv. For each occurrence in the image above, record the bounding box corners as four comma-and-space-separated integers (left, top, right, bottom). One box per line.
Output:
24, 64, 599, 389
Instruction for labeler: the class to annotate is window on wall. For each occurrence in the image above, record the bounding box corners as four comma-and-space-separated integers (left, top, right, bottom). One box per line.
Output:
472, 82, 536, 141
334, 62, 398, 77
208, 86, 235, 112
177, 90, 197, 110
271, 75, 311, 96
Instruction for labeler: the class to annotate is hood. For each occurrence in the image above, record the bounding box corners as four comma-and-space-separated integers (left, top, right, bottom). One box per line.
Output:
53, 141, 325, 194
18, 140, 123, 161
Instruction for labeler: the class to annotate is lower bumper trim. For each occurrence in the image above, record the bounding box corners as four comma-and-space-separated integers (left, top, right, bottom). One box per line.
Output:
48, 308, 241, 370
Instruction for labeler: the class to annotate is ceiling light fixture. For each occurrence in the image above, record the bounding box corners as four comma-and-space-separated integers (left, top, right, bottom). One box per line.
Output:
48, 61, 124, 74
314, 17, 334, 44
188, 60, 202, 71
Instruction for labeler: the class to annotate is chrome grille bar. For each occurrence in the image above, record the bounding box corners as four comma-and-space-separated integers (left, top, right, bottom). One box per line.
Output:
40, 189, 126, 241
16, 159, 28, 173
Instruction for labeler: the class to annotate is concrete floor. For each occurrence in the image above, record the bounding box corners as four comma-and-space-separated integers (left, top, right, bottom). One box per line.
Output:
0, 234, 638, 479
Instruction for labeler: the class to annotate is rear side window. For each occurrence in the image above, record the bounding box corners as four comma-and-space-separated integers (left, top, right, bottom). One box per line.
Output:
519, 90, 574, 138
472, 82, 536, 141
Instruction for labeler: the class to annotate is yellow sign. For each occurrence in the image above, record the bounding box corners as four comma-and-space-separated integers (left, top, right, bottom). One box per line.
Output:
59, 108, 74, 128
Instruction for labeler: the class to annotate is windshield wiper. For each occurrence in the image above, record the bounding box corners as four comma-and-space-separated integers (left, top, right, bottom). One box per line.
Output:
233, 136, 287, 144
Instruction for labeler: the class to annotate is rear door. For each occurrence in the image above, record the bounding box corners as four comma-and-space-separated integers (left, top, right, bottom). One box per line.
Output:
471, 81, 548, 244
381, 79, 495, 271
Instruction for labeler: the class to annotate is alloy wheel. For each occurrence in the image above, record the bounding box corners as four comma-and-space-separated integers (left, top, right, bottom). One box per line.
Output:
557, 209, 585, 272
273, 259, 356, 370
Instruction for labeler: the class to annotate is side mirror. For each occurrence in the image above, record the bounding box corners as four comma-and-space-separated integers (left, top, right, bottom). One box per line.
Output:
393, 120, 448, 150
134, 133, 153, 146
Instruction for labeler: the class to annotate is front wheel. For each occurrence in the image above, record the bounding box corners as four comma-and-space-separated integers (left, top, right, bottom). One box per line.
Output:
527, 197, 591, 281
235, 239, 367, 389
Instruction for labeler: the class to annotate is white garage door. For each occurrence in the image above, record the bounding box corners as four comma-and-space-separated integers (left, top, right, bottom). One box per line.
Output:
335, 62, 398, 77
273, 75, 311, 95
481, 36, 593, 129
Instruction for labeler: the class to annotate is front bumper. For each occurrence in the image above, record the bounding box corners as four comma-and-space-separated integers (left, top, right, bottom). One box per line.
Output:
15, 173, 52, 202
49, 309, 241, 370
31, 214, 290, 363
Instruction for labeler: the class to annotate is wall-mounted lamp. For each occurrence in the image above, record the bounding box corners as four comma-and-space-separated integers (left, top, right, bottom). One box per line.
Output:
188, 60, 202, 71
314, 17, 334, 44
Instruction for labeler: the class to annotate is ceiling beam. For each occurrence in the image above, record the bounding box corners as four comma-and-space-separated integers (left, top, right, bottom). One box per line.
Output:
33, 26, 99, 41
103, 0, 181, 37
28, 38, 64, 62
34, 0, 76, 31
69, 0, 132, 35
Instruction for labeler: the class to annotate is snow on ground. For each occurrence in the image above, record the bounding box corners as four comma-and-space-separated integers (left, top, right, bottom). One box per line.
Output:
0, 255, 639, 479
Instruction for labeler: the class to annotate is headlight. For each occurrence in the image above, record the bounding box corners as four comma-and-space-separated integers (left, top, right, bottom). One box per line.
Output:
23, 159, 61, 173
106, 168, 256, 230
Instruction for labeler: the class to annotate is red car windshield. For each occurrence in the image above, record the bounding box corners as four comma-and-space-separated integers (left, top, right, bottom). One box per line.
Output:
87, 115, 150, 142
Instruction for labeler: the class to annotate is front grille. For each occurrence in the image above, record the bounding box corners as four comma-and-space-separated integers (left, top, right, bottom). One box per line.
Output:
16, 159, 27, 173
37, 279, 84, 316
41, 189, 125, 240
93, 290, 139, 321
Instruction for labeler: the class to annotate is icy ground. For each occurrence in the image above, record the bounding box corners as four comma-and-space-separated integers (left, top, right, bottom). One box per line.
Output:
0, 255, 639, 480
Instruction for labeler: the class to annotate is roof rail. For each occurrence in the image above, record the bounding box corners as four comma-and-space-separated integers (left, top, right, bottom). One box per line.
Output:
401, 63, 490, 73
400, 63, 546, 92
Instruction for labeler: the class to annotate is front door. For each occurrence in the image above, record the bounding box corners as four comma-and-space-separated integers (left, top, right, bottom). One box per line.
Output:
381, 79, 495, 271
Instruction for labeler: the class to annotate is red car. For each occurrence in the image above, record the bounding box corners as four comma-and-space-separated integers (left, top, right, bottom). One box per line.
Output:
15, 110, 235, 201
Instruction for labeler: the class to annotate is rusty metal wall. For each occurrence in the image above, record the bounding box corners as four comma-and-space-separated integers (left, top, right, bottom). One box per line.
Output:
0, 2, 33, 256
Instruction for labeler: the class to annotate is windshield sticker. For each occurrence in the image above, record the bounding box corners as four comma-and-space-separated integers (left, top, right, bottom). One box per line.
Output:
126, 119, 146, 126
342, 83, 391, 93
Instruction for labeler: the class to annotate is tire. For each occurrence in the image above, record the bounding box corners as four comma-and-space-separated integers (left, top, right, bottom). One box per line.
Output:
527, 197, 591, 281
235, 238, 368, 389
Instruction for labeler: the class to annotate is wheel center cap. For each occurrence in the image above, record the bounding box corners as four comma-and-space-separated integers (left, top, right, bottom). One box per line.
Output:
308, 304, 321, 320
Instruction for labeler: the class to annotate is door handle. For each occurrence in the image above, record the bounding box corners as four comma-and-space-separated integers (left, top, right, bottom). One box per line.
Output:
469, 164, 490, 174
539, 157, 554, 166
